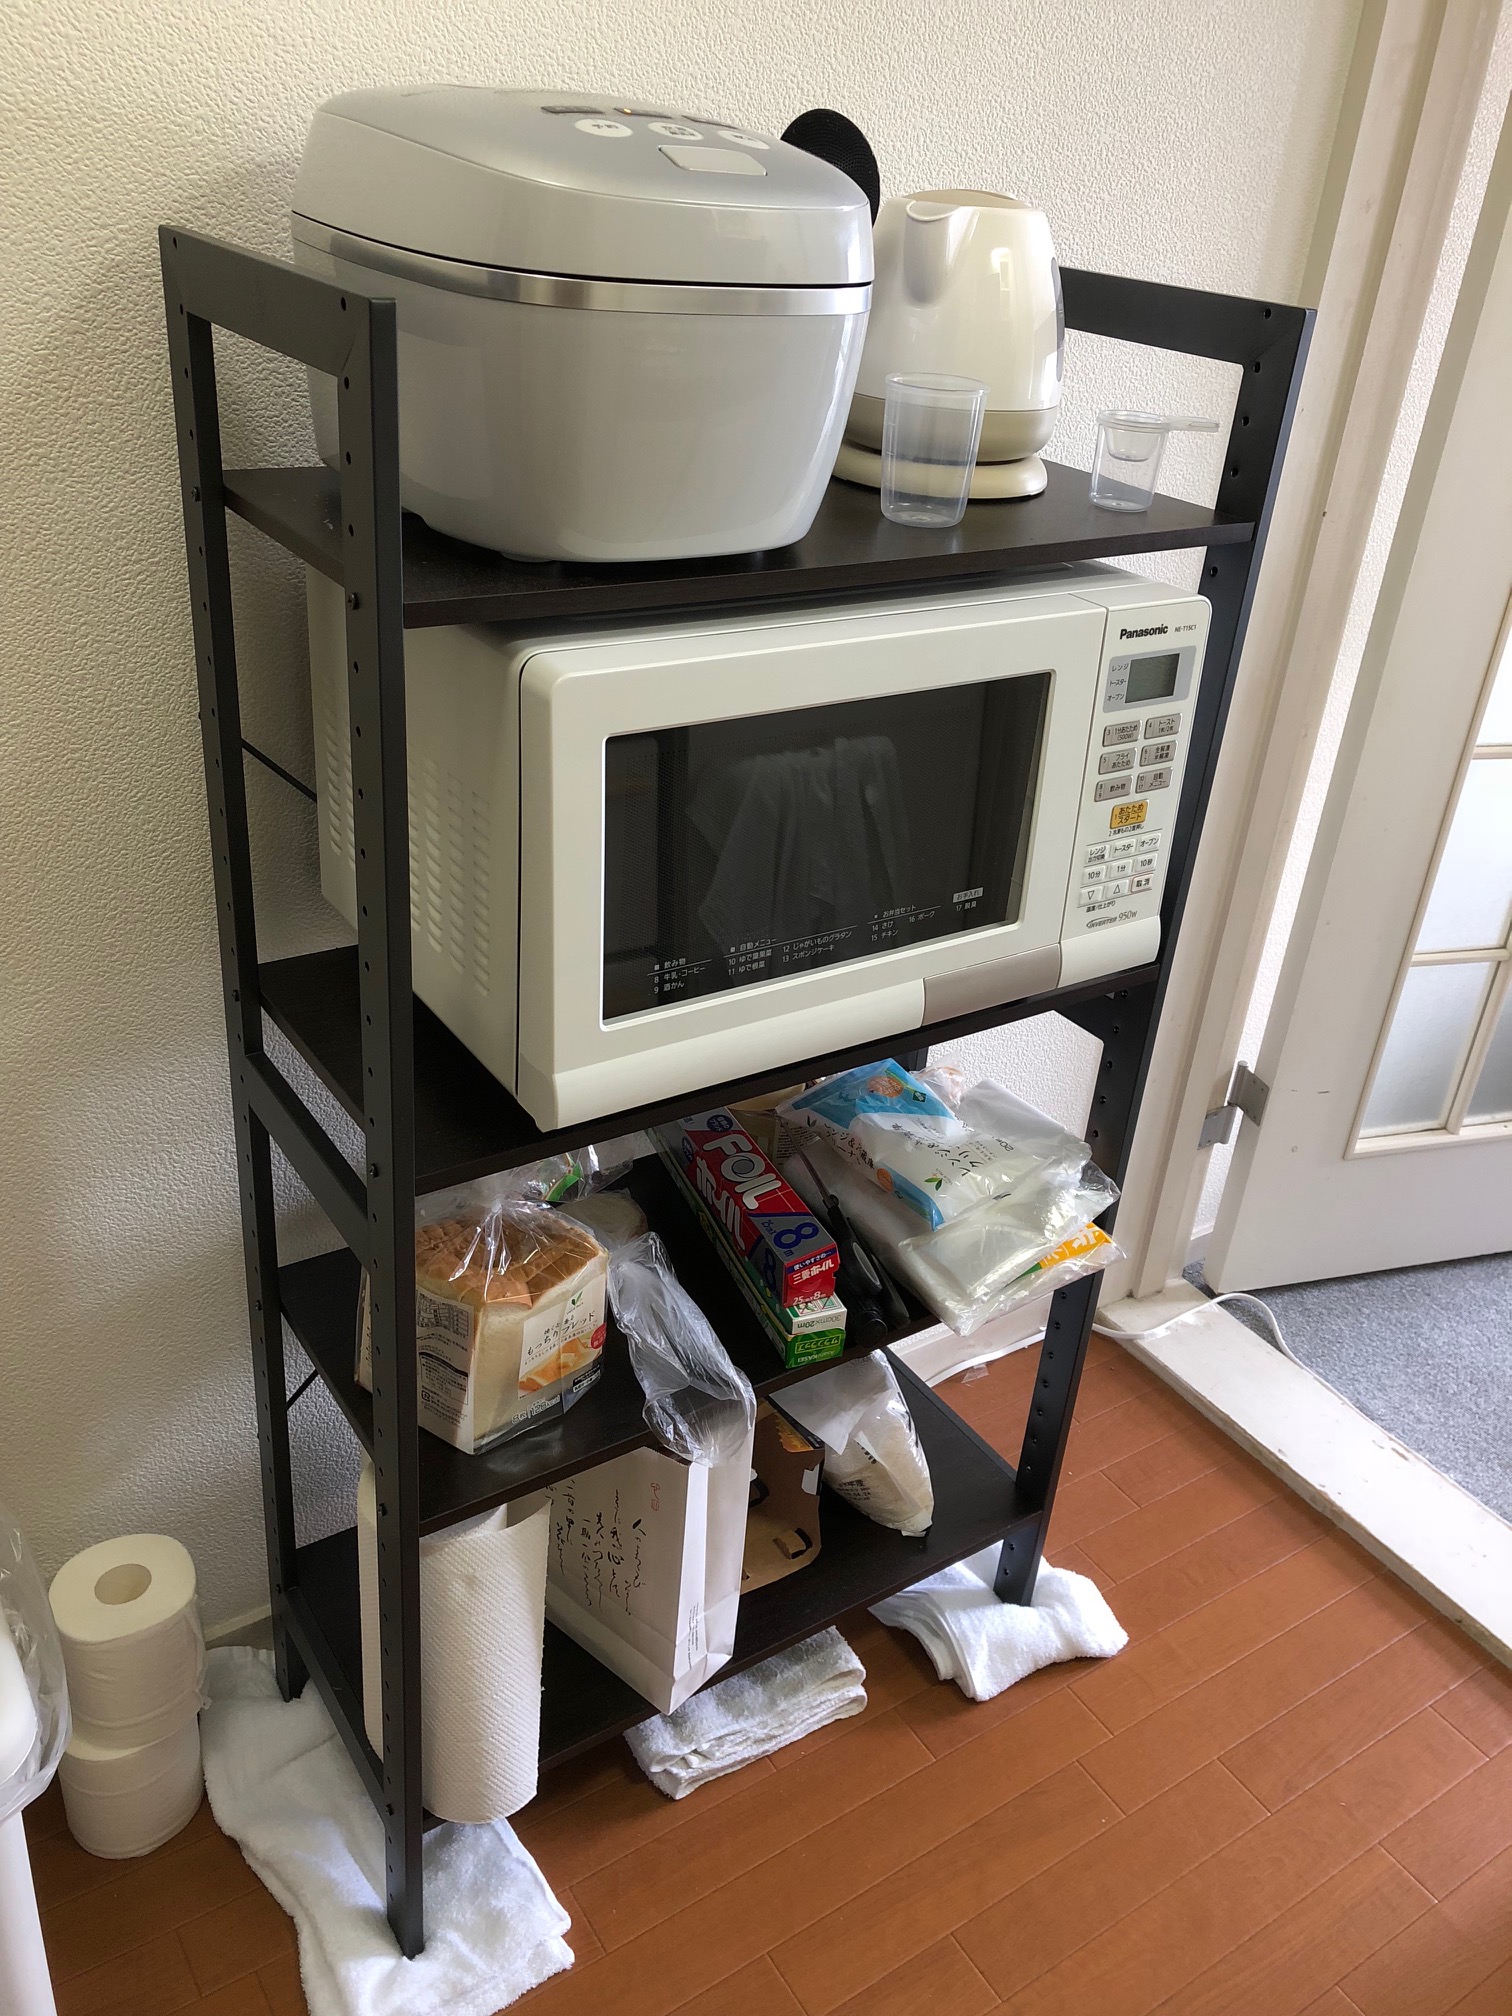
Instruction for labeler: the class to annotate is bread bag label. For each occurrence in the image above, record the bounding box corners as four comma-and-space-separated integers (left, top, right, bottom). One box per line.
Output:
415, 1286, 476, 1445
520, 1278, 608, 1397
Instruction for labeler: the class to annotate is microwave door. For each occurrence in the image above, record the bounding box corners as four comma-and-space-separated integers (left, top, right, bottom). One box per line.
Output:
600, 676, 1053, 1025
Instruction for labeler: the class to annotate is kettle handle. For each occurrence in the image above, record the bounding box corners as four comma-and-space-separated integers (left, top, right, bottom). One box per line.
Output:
902, 200, 956, 305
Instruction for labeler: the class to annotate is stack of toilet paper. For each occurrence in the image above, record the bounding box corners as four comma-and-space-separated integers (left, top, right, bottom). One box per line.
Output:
48, 1535, 206, 1858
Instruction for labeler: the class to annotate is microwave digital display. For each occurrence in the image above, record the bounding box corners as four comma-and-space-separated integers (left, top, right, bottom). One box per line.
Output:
1122, 651, 1180, 705
602, 674, 1050, 1020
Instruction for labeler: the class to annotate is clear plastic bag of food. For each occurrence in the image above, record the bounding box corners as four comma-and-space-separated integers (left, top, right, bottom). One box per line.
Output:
478, 1143, 634, 1207
356, 1187, 609, 1453
790, 1141, 1121, 1337
783, 1063, 1109, 1231
777, 1353, 934, 1535
608, 1233, 757, 1465
0, 1505, 69, 1822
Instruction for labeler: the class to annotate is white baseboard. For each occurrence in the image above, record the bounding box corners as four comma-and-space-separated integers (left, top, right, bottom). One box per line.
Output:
1100, 1286, 1512, 1665
205, 1603, 274, 1651
893, 1302, 1046, 1386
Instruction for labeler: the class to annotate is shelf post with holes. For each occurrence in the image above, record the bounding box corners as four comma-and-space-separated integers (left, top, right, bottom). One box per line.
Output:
159, 223, 1309, 1957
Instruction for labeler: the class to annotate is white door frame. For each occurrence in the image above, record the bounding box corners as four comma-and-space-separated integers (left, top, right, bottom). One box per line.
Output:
1104, 0, 1504, 1305
1099, 15, 1512, 1658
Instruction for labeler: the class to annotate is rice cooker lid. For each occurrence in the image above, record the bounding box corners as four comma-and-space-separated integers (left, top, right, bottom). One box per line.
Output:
293, 87, 874, 288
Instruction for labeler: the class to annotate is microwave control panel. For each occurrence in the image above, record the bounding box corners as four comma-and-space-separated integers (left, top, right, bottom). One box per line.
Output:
1062, 587, 1210, 947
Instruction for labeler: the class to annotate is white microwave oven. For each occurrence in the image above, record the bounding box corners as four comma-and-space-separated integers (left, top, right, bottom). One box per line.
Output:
306, 564, 1210, 1127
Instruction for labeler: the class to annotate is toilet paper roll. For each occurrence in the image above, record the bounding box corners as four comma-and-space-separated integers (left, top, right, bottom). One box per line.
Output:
58, 1716, 202, 1859
357, 1463, 547, 1823
49, 1536, 204, 1746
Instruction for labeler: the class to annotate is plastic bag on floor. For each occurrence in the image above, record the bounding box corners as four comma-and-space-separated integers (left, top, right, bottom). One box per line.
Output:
609, 1232, 756, 1466
0, 1504, 69, 1821
776, 1354, 934, 1535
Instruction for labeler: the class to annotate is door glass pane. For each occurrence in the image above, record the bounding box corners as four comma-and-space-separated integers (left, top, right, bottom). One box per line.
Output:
602, 674, 1050, 1020
1415, 759, 1512, 952
1466, 983, 1512, 1122
1361, 961, 1493, 1134
1480, 632, 1512, 746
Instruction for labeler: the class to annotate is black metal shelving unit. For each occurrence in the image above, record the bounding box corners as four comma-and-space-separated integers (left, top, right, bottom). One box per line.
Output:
159, 224, 1309, 1957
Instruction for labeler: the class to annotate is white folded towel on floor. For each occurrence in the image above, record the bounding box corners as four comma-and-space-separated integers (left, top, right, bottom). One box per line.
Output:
871, 1547, 1126, 1701
199, 1647, 572, 2016
625, 1627, 866, 1799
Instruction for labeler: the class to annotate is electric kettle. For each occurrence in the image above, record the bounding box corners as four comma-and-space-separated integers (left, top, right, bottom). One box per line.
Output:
835, 190, 1063, 499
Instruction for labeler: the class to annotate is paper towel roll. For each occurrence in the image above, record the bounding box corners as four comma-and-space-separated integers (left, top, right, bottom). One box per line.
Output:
357, 1463, 547, 1823
49, 1536, 204, 1746
58, 1716, 202, 1859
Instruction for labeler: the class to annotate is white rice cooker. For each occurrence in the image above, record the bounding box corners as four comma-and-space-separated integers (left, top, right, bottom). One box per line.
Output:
292, 88, 874, 563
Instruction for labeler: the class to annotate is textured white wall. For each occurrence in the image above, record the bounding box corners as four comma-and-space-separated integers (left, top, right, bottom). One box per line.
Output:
0, 0, 1357, 1622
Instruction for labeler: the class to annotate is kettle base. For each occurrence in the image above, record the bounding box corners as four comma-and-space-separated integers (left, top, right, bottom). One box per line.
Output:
833, 444, 1048, 500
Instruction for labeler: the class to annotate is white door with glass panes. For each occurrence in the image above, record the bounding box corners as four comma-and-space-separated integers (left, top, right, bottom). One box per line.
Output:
1206, 114, 1512, 1291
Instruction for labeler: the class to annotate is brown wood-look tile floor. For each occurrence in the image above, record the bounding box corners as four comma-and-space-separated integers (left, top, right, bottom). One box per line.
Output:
27, 1334, 1512, 2015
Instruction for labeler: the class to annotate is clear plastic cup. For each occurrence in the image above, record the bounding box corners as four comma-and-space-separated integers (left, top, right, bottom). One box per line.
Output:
1090, 411, 1219, 511
881, 373, 988, 528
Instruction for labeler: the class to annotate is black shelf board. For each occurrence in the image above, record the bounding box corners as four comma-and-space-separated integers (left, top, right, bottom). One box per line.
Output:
290, 1353, 1028, 1780
260, 943, 1159, 1193
224, 461, 1254, 630
279, 1156, 936, 1535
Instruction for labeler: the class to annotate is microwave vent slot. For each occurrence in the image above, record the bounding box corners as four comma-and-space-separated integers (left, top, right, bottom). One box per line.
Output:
411, 758, 492, 994
324, 713, 491, 997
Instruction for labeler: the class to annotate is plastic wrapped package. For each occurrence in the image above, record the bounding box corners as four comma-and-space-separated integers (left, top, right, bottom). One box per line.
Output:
783, 1062, 1107, 1231
557, 1189, 648, 1251
357, 1190, 609, 1453
789, 1141, 1121, 1337
777, 1354, 934, 1535
608, 1233, 756, 1465
477, 1143, 633, 1207
0, 1506, 69, 1823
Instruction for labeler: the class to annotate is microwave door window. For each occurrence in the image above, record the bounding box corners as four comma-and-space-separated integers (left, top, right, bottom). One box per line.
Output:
601, 673, 1051, 1021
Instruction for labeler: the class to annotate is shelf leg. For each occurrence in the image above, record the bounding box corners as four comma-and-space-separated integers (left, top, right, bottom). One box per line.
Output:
160, 259, 308, 1698
995, 1271, 1102, 1603
337, 290, 425, 1960
995, 983, 1155, 1604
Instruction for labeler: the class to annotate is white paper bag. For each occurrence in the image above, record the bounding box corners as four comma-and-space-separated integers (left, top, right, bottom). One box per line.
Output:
544, 1424, 754, 1715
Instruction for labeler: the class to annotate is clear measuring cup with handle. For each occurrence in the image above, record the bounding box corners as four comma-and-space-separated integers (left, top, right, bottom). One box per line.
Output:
1090, 411, 1219, 512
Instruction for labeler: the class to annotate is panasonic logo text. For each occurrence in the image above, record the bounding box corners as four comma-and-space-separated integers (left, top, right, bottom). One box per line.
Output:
1119, 624, 1169, 639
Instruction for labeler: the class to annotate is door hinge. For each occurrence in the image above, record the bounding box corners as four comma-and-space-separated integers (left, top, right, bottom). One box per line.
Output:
1199, 1063, 1270, 1148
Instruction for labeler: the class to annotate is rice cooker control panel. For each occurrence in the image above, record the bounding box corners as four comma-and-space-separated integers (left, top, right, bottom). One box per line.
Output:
538, 102, 770, 175
1063, 596, 1210, 943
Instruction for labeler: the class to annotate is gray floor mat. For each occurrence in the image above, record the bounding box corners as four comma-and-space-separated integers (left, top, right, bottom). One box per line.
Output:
1188, 1252, 1512, 1522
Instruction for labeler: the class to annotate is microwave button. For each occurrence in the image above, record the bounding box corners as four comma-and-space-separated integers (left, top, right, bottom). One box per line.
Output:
1131, 872, 1155, 893
1136, 766, 1173, 792
1144, 712, 1180, 738
1140, 829, 1162, 849
1140, 739, 1177, 766
1094, 776, 1132, 802
1085, 842, 1109, 864
1103, 879, 1131, 900
1132, 851, 1159, 875
1102, 722, 1139, 747
1109, 836, 1137, 857
1098, 749, 1134, 776
1083, 863, 1108, 885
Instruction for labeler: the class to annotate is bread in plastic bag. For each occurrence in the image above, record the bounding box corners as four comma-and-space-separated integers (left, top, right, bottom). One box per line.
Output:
0, 1505, 69, 1822
789, 1140, 1121, 1336
783, 1062, 1106, 1231
607, 1232, 756, 1465
777, 1354, 934, 1535
357, 1188, 609, 1453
